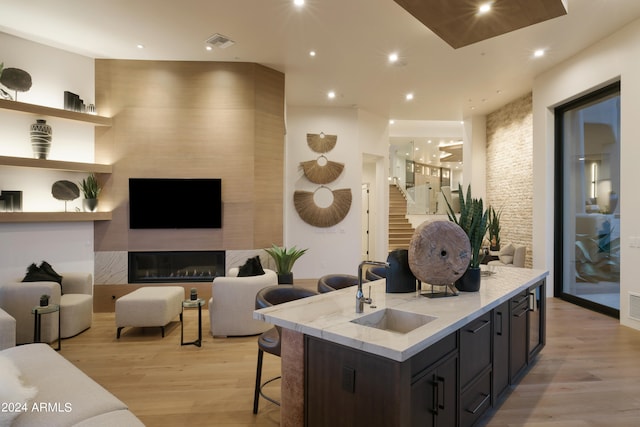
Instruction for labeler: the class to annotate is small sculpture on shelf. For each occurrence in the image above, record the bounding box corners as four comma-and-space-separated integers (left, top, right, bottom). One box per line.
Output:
0, 63, 32, 101
52, 180, 79, 212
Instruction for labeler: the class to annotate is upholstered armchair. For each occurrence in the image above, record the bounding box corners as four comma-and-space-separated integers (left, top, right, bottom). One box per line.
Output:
487, 243, 526, 268
208, 268, 278, 337
0, 273, 93, 345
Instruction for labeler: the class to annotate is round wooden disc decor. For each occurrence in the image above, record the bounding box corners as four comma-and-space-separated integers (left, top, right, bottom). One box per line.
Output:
408, 220, 471, 285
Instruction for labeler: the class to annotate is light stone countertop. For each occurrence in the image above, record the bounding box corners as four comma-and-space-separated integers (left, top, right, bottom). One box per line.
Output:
254, 266, 548, 362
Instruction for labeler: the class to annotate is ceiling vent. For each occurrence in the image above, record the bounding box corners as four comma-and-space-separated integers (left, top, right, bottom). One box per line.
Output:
205, 33, 235, 49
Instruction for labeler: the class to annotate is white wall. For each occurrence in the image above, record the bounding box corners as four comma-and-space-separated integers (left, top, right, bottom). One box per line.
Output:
533, 18, 640, 329
0, 33, 96, 283
285, 106, 388, 278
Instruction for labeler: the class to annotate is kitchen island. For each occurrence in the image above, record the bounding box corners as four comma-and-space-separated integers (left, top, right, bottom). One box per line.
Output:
255, 266, 548, 426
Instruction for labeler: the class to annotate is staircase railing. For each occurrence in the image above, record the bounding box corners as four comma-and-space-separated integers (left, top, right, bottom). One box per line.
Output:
392, 178, 431, 215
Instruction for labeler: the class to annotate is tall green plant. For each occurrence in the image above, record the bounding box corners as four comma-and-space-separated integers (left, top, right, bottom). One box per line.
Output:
444, 184, 488, 268
487, 205, 502, 249
264, 244, 308, 274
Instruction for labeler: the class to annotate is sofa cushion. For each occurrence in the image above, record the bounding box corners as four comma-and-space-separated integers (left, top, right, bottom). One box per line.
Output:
237, 256, 265, 277
4, 344, 130, 427
0, 355, 37, 427
498, 243, 515, 264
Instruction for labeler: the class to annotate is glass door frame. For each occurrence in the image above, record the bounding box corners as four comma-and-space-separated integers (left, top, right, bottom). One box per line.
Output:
553, 81, 620, 319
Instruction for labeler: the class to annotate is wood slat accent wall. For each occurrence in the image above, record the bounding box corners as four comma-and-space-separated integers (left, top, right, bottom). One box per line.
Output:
93, 60, 285, 253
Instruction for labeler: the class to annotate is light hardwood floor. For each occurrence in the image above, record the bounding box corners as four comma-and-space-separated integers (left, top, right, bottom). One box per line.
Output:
57, 297, 640, 426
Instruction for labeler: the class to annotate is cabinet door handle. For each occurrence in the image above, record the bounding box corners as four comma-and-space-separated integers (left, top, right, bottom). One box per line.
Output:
496, 311, 503, 336
430, 376, 439, 415
514, 306, 528, 318
513, 296, 528, 305
467, 393, 490, 415
529, 291, 538, 312
467, 319, 490, 334
436, 376, 446, 411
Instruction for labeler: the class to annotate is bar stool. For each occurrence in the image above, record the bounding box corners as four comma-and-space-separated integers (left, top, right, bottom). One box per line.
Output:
253, 285, 318, 414
316, 274, 359, 293
365, 266, 387, 281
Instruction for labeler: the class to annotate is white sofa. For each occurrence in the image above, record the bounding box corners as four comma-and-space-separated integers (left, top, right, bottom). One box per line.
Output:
0, 273, 93, 344
1, 343, 143, 426
208, 268, 278, 337
0, 307, 16, 350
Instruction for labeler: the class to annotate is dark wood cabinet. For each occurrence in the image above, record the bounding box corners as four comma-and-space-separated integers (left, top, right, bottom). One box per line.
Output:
303, 280, 546, 427
528, 280, 546, 360
411, 352, 458, 427
509, 290, 529, 383
492, 300, 510, 400
459, 312, 491, 390
305, 336, 409, 427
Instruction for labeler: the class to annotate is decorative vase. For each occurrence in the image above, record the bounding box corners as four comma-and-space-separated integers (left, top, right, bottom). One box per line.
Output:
455, 267, 481, 292
82, 198, 98, 212
30, 119, 52, 159
277, 272, 294, 285
39, 296, 49, 307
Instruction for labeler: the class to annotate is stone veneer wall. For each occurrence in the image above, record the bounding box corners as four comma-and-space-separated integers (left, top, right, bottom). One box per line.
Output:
486, 93, 533, 268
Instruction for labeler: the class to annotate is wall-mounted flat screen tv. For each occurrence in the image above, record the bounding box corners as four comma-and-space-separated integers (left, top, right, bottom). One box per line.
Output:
129, 178, 222, 229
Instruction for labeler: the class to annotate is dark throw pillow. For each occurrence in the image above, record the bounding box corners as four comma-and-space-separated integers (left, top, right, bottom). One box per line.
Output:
22, 261, 64, 293
237, 256, 266, 277
39, 261, 63, 284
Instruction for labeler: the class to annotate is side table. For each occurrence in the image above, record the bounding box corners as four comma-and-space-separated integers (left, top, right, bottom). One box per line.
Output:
32, 304, 61, 351
181, 298, 205, 347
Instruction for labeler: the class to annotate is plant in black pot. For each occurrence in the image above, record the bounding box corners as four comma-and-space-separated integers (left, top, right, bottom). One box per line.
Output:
39, 294, 50, 307
444, 184, 488, 292
79, 173, 101, 212
264, 244, 308, 284
487, 205, 502, 251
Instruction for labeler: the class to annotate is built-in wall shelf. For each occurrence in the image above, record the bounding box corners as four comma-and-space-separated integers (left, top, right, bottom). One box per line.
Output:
0, 98, 112, 126
0, 211, 112, 223
0, 155, 112, 173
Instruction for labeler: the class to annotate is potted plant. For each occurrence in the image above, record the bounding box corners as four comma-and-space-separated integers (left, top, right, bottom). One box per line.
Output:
487, 205, 502, 251
40, 294, 50, 307
264, 244, 308, 284
79, 173, 101, 212
444, 184, 488, 292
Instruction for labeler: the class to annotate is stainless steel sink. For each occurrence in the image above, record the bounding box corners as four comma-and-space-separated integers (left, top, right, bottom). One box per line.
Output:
350, 308, 437, 334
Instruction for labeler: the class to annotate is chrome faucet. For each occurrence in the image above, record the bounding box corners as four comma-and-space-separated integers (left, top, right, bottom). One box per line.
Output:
356, 260, 389, 313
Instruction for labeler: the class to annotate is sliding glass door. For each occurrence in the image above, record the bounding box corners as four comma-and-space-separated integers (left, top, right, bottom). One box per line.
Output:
555, 82, 620, 317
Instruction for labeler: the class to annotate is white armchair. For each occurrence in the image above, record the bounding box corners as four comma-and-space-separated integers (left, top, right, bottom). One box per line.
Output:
208, 268, 278, 337
0, 273, 93, 345
488, 243, 526, 268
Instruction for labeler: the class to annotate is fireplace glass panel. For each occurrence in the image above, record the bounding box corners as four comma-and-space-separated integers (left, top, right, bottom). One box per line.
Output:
128, 251, 225, 283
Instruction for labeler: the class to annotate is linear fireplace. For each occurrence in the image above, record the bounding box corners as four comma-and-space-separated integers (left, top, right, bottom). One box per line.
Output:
128, 251, 225, 284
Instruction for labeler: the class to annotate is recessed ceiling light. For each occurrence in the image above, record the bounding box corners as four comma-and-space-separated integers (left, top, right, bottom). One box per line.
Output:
327, 91, 336, 99
405, 93, 414, 101
478, 2, 492, 15
294, 0, 304, 6
136, 44, 144, 49
534, 49, 546, 58
309, 50, 316, 57
388, 52, 399, 63
205, 46, 213, 51
389, 119, 395, 124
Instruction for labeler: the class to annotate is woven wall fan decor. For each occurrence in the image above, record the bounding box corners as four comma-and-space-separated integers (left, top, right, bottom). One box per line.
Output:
300, 156, 344, 184
306, 132, 337, 153
293, 187, 352, 227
